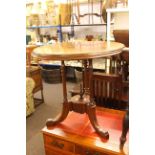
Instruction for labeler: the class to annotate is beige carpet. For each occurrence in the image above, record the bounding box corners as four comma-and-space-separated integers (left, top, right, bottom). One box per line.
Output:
26, 81, 76, 155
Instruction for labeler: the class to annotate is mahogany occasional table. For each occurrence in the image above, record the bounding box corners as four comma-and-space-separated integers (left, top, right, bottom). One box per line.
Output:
32, 41, 124, 140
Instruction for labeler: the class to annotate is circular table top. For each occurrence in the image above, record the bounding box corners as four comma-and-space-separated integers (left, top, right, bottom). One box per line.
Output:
32, 41, 125, 61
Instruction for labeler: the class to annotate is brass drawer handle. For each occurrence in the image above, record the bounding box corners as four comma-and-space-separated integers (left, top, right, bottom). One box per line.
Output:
85, 150, 90, 155
50, 140, 64, 149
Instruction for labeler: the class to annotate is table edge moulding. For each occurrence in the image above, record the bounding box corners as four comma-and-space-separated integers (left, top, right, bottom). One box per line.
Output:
32, 41, 124, 61
32, 41, 125, 141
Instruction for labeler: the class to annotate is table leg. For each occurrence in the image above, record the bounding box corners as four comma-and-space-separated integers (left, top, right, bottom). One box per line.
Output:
46, 59, 109, 140
46, 61, 70, 127
120, 110, 129, 149
41, 88, 44, 103
87, 101, 109, 139
84, 59, 109, 139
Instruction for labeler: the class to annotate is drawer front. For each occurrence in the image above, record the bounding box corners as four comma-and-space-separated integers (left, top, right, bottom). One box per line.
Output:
75, 145, 107, 155
45, 147, 76, 155
45, 148, 59, 155
44, 134, 75, 153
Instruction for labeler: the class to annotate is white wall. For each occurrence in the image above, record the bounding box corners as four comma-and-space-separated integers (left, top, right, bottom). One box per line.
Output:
113, 12, 129, 29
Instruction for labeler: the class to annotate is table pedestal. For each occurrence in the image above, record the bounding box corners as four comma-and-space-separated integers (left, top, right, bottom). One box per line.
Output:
46, 60, 109, 139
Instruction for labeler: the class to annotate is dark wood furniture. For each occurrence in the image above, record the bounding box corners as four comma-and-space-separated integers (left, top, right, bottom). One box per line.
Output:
26, 45, 38, 66
113, 30, 129, 147
42, 107, 128, 155
92, 72, 127, 109
120, 109, 129, 149
33, 41, 124, 139
70, 72, 128, 110
113, 29, 129, 82
26, 66, 44, 106
113, 30, 129, 48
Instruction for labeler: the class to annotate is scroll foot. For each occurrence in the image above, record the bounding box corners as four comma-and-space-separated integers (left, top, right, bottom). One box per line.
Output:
46, 101, 70, 128
86, 102, 109, 140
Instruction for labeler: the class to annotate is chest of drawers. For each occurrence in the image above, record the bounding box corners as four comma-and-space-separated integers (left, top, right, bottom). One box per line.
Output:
42, 108, 128, 155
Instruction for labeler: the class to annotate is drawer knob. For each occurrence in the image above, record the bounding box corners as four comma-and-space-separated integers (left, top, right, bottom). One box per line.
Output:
85, 150, 90, 155
50, 140, 64, 149
85, 150, 100, 155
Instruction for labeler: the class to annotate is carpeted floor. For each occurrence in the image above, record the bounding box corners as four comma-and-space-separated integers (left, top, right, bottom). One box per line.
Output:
26, 81, 76, 155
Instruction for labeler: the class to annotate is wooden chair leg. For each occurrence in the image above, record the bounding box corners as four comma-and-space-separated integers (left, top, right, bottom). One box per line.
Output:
41, 88, 44, 103
120, 110, 129, 149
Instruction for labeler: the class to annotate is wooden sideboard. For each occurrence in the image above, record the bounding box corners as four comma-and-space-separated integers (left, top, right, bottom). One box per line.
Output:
42, 108, 128, 155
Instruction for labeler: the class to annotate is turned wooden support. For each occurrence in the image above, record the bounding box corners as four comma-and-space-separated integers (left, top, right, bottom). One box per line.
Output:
61, 61, 68, 102
82, 59, 93, 95
83, 60, 90, 95
88, 59, 94, 99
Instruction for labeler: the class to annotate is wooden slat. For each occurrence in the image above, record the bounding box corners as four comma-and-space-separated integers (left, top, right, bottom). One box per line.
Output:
92, 72, 126, 109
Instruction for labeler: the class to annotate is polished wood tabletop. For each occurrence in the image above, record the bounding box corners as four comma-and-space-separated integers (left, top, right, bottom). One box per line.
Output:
32, 41, 125, 60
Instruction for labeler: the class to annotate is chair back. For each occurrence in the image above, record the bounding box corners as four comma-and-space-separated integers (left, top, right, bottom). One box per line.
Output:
113, 29, 129, 47
91, 72, 123, 108
113, 29, 129, 81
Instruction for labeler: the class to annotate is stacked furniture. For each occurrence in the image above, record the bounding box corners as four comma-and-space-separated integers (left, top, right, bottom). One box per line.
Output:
113, 29, 129, 149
